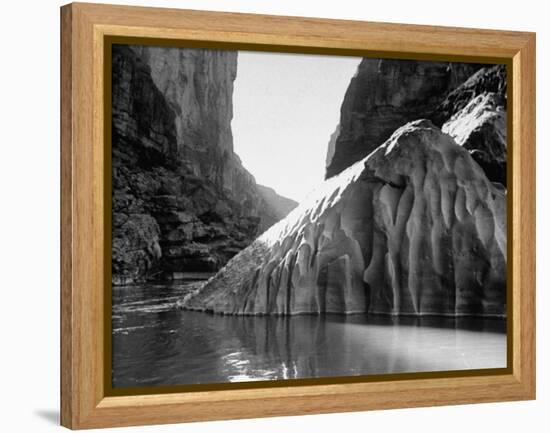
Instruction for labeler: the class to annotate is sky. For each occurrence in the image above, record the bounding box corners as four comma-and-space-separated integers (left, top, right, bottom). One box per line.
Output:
232, 51, 361, 203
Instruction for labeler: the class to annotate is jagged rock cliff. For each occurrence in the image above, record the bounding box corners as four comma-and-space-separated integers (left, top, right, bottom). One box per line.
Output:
443, 92, 506, 185
438, 65, 507, 185
432, 65, 506, 127
183, 120, 507, 317
112, 45, 294, 284
325, 59, 481, 178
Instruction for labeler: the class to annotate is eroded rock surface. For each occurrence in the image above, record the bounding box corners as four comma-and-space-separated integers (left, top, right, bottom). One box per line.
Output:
184, 121, 506, 317
325, 59, 481, 178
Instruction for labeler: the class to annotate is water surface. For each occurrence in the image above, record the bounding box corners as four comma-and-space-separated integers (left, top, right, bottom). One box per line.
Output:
112, 281, 506, 388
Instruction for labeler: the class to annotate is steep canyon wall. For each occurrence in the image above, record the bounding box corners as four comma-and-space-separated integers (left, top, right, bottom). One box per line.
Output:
112, 45, 297, 284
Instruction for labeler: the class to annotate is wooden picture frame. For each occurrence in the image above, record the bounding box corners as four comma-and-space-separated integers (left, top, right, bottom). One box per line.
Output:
60, 2, 536, 429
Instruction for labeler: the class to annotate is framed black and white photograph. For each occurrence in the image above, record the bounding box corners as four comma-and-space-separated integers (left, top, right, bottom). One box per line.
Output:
60, 3, 535, 429
110, 43, 509, 389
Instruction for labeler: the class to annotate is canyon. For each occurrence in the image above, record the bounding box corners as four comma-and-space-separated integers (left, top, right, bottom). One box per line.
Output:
110, 51, 509, 389
183, 59, 507, 317
112, 45, 507, 317
112, 45, 297, 284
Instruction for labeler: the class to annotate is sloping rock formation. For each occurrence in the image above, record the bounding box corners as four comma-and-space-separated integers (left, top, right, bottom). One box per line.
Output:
112, 45, 295, 284
183, 120, 507, 317
325, 59, 481, 178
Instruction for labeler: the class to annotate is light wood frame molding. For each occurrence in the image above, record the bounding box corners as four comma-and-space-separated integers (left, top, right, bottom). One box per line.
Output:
60, 2, 536, 429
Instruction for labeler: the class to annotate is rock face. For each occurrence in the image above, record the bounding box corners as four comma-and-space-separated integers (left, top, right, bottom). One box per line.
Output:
131, 46, 249, 200
112, 45, 294, 284
437, 65, 507, 185
183, 120, 507, 317
442, 92, 507, 185
325, 124, 340, 169
325, 59, 481, 178
431, 65, 506, 127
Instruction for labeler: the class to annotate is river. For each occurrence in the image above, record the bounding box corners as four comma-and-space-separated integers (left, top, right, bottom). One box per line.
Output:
112, 281, 507, 388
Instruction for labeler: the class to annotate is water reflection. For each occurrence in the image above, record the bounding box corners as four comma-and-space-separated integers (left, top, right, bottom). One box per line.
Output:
112, 282, 507, 388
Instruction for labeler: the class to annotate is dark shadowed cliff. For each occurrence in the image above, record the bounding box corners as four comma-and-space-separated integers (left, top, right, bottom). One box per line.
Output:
112, 45, 295, 284
326, 60, 507, 186
325, 59, 482, 179
438, 65, 507, 185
